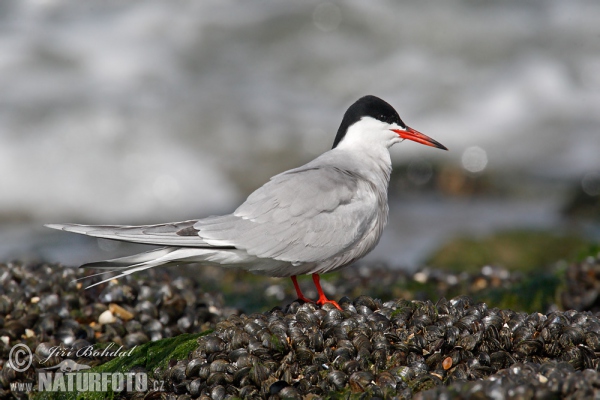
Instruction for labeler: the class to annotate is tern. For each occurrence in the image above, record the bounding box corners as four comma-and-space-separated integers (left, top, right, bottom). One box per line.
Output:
47, 95, 447, 310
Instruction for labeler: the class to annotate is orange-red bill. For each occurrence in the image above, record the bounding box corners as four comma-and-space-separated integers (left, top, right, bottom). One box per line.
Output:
392, 127, 448, 150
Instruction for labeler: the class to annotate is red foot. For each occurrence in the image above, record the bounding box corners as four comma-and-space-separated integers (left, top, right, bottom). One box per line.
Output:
290, 274, 342, 310
291, 275, 314, 304
313, 274, 342, 311
316, 298, 342, 310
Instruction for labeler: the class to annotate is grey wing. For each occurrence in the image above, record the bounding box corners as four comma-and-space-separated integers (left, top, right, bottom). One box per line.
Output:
194, 166, 377, 263
45, 220, 216, 247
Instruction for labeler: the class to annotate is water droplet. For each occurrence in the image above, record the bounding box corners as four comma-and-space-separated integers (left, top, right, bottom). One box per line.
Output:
461, 146, 488, 173
313, 3, 342, 32
582, 172, 600, 196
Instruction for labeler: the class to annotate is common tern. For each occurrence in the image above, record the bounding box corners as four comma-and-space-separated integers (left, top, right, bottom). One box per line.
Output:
47, 95, 447, 310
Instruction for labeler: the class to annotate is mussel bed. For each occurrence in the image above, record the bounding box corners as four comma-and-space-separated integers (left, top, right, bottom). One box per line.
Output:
1, 258, 600, 399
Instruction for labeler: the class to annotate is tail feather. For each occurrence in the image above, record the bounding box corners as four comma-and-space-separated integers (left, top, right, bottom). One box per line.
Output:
75, 246, 256, 289
73, 269, 125, 283
78, 248, 183, 289
80, 247, 177, 269
84, 261, 164, 289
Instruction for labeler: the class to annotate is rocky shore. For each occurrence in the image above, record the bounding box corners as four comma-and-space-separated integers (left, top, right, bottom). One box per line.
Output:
0, 255, 599, 398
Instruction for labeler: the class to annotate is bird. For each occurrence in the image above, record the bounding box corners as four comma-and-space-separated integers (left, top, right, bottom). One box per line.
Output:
47, 95, 447, 310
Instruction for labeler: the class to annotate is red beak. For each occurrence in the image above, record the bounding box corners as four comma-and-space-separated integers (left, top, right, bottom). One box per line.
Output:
392, 127, 448, 150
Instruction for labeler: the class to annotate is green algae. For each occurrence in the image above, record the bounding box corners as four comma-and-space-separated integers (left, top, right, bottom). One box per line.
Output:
427, 229, 587, 274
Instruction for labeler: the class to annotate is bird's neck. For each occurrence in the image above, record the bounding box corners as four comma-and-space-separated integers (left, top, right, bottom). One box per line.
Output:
363, 148, 393, 188
332, 145, 392, 188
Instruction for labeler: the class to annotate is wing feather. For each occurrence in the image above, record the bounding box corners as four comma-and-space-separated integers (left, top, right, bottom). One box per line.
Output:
45, 220, 216, 247
194, 165, 377, 263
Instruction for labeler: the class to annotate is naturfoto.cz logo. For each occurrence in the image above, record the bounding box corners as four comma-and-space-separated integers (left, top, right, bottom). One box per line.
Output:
8, 343, 164, 394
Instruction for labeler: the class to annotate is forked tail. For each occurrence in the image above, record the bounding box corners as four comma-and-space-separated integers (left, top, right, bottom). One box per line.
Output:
76, 247, 180, 289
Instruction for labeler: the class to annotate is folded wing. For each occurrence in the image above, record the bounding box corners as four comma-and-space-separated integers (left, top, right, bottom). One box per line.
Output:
45, 220, 215, 247
195, 165, 375, 263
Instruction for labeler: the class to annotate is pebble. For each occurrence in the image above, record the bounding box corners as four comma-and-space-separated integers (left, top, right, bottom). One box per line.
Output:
108, 303, 134, 321
98, 310, 116, 325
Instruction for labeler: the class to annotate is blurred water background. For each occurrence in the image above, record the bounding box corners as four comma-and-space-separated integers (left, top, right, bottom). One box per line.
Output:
1, 0, 599, 270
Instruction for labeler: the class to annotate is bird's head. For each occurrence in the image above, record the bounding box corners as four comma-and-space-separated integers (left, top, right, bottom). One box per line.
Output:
332, 95, 448, 151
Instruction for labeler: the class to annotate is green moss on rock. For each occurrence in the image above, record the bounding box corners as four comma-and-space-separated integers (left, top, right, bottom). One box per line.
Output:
427, 229, 587, 273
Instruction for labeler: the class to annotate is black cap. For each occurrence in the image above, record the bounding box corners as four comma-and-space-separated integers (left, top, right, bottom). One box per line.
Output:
332, 95, 405, 149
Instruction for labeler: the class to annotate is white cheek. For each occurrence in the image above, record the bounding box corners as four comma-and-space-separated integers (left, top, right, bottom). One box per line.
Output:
336, 117, 400, 150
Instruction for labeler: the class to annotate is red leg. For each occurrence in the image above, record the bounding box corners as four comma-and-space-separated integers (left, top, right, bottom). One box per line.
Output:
312, 273, 342, 310
290, 275, 314, 304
